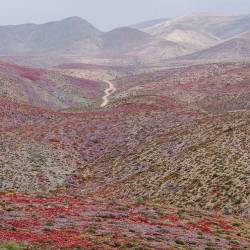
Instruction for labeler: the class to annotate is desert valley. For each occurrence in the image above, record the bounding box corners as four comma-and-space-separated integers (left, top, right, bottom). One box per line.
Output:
1, 10, 250, 250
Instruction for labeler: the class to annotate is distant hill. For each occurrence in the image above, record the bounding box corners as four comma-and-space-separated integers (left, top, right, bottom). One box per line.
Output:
0, 17, 102, 55
181, 38, 250, 60
142, 13, 250, 38
137, 13, 250, 52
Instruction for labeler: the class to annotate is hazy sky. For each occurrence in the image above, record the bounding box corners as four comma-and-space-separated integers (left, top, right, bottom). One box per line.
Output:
1, 0, 250, 30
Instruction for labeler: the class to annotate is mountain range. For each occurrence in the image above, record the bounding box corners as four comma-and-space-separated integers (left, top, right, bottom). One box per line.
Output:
0, 13, 250, 65
0, 16, 188, 64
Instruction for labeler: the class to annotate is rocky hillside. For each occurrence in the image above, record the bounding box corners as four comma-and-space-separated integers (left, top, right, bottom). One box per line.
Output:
0, 61, 105, 110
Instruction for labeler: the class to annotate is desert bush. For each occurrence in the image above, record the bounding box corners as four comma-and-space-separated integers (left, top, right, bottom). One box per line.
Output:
136, 196, 145, 205
0, 241, 23, 250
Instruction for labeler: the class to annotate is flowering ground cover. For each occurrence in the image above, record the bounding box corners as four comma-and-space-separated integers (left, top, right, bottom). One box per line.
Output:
1, 61, 250, 249
1, 192, 250, 249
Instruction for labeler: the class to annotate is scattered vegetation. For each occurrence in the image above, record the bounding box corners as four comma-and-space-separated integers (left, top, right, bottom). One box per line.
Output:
1, 61, 250, 249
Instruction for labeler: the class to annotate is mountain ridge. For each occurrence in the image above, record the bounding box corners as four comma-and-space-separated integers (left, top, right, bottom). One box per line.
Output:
1, 13, 250, 65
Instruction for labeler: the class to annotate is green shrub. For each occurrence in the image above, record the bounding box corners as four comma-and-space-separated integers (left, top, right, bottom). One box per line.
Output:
0, 241, 23, 250
215, 227, 223, 236
87, 225, 96, 234
232, 222, 241, 227
230, 239, 240, 245
175, 239, 185, 245
177, 209, 185, 218
136, 196, 145, 205
45, 220, 54, 227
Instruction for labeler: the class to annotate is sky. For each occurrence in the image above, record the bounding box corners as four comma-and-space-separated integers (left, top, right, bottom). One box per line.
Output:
0, 0, 250, 31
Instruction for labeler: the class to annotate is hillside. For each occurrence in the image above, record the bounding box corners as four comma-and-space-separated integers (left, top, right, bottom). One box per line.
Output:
0, 61, 105, 110
1, 62, 250, 249
181, 38, 250, 61
149, 25, 219, 50
142, 13, 250, 39
2, 62, 250, 208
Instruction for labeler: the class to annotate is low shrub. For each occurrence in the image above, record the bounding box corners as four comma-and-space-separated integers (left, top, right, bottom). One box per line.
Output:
0, 241, 23, 250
